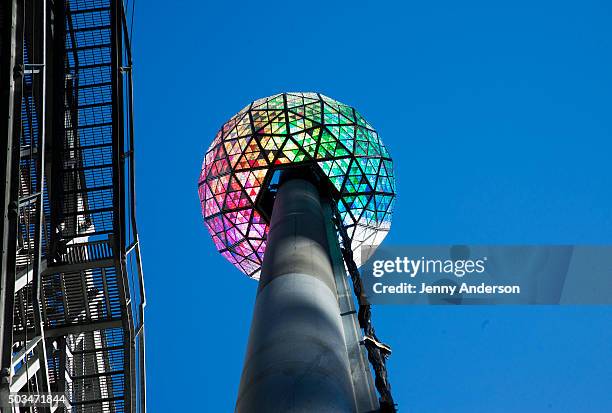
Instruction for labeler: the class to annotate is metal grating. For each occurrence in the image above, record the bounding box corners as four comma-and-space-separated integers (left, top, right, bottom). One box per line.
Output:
65, 329, 126, 412
43, 266, 122, 328
2, 0, 144, 410
57, 1, 115, 241
41, 0, 145, 411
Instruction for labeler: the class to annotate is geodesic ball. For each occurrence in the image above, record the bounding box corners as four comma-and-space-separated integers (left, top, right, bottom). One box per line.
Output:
198, 92, 395, 279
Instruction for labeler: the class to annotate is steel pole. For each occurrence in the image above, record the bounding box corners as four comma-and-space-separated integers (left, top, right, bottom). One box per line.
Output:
235, 176, 357, 413
0, 0, 22, 407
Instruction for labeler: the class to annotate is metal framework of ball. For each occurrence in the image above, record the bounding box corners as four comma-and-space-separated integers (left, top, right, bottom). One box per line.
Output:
198, 92, 396, 279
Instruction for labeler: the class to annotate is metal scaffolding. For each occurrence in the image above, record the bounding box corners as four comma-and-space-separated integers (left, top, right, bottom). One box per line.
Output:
1, 0, 145, 411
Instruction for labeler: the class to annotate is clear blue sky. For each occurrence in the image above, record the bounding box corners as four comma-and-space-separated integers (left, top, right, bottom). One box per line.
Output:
131, 1, 612, 411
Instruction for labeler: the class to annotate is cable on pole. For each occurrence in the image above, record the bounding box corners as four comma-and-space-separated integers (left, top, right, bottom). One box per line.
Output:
331, 204, 397, 413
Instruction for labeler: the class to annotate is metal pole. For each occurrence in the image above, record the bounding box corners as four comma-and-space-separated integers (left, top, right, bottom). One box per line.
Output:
110, 0, 136, 410
235, 176, 357, 413
0, 0, 23, 408
323, 201, 379, 412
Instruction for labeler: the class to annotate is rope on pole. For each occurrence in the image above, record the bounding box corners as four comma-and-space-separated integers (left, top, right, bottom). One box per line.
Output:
331, 204, 397, 413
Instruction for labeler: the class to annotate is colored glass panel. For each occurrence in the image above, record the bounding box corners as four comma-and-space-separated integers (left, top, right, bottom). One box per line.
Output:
198, 92, 395, 279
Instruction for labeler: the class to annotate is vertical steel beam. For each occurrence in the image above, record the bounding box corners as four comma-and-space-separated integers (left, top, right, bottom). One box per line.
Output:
110, 0, 135, 410
49, 0, 65, 265
323, 201, 379, 412
120, 10, 147, 409
29, 0, 51, 396
0, 0, 23, 407
236, 176, 357, 413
